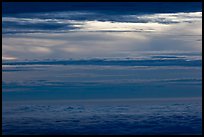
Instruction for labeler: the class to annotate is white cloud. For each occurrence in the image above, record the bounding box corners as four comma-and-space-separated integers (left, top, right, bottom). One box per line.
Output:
2, 56, 17, 60
134, 12, 202, 23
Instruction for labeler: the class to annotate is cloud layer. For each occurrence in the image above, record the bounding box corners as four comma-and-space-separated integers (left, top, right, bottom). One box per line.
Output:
2, 10, 202, 61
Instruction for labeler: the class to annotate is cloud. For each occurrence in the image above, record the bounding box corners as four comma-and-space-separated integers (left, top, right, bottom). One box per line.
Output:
129, 12, 202, 24
2, 11, 202, 61
2, 56, 17, 60
2, 11, 202, 33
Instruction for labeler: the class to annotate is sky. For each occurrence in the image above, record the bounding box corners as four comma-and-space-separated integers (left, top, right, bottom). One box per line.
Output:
2, 2, 202, 61
2, 2, 202, 100
2, 3, 203, 136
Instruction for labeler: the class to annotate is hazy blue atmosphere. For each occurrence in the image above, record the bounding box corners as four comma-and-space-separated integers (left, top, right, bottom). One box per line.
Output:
2, 2, 202, 135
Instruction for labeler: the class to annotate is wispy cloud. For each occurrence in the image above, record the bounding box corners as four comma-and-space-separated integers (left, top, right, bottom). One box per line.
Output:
2, 12, 202, 33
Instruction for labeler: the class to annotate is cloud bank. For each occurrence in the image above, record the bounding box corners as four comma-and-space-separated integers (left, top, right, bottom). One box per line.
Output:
2, 10, 202, 61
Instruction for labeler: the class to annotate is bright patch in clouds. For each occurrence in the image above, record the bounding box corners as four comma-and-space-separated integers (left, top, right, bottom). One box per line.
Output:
2, 56, 17, 60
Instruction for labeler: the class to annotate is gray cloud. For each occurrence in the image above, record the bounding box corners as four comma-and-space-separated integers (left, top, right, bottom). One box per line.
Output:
2, 11, 202, 61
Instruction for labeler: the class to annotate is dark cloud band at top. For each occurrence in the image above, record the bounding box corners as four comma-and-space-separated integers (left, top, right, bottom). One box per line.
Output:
3, 2, 202, 15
